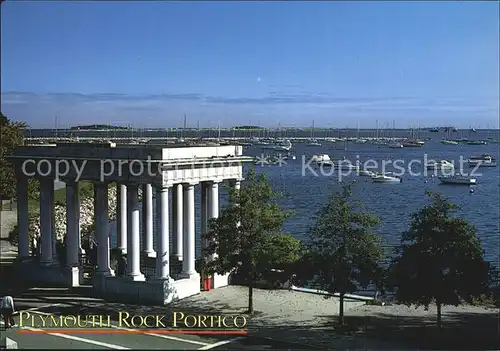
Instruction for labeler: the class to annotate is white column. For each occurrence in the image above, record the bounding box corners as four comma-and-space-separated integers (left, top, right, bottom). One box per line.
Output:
51, 185, 57, 261
39, 178, 53, 265
233, 179, 241, 191
16, 177, 29, 259
126, 183, 145, 280
172, 184, 183, 261
95, 182, 113, 276
116, 183, 127, 254
181, 183, 197, 277
65, 181, 80, 267
156, 185, 170, 280
141, 184, 155, 257
200, 182, 208, 252
208, 181, 220, 260
208, 181, 220, 220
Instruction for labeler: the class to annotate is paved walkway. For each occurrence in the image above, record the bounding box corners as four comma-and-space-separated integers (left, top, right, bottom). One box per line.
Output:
0, 289, 318, 350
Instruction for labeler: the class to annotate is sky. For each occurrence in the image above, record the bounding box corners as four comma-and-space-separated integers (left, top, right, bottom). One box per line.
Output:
1, 1, 499, 129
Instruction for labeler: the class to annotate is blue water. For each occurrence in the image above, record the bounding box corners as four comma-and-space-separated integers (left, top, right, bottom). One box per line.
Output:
106, 139, 500, 271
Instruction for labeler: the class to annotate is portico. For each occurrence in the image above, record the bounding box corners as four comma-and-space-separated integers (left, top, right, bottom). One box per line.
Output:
9, 143, 251, 304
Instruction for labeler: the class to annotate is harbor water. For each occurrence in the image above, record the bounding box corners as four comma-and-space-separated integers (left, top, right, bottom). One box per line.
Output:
37, 129, 499, 273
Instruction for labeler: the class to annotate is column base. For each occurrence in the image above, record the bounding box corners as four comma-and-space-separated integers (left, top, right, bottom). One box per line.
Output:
117, 248, 127, 255
125, 273, 146, 281
142, 250, 157, 258
65, 266, 83, 287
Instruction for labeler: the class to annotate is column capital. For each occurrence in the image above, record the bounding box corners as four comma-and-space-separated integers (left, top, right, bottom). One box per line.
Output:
208, 179, 223, 184
155, 184, 171, 191
182, 181, 198, 187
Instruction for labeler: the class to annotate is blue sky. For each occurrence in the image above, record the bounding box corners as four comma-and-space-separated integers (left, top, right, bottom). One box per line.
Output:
1, 1, 498, 129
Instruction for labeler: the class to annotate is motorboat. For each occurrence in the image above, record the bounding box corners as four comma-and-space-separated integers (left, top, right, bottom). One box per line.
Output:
387, 142, 403, 148
438, 174, 476, 185
315, 154, 334, 166
372, 172, 402, 183
306, 139, 322, 146
468, 156, 497, 167
468, 154, 496, 161
402, 140, 425, 147
441, 139, 459, 145
425, 160, 455, 170
357, 169, 377, 177
260, 139, 292, 151
467, 140, 487, 145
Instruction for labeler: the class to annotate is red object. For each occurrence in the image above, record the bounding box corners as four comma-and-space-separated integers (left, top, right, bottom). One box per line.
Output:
202, 276, 212, 291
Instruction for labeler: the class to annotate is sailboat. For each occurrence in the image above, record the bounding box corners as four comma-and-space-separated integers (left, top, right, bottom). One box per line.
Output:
306, 120, 321, 146
205, 122, 221, 146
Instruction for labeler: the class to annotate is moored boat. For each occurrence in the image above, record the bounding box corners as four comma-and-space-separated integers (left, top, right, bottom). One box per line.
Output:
441, 139, 459, 145
467, 140, 487, 145
357, 169, 377, 177
468, 157, 497, 167
316, 154, 334, 166
371, 172, 402, 183
425, 160, 455, 170
438, 174, 476, 185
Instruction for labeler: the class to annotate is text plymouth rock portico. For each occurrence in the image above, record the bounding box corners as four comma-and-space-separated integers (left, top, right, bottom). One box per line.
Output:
9, 142, 251, 304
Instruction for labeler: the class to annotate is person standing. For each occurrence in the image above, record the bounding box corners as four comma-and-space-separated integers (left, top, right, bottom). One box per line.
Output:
1, 295, 15, 328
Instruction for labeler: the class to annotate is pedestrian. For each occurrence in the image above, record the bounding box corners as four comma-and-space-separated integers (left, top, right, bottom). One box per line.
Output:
1, 295, 15, 329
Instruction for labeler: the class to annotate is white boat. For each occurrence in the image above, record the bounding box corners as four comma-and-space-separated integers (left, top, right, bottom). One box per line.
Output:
306, 139, 322, 146
441, 139, 459, 145
357, 170, 377, 177
425, 160, 455, 170
260, 139, 292, 151
372, 172, 402, 183
316, 154, 334, 166
468, 154, 496, 161
468, 158, 497, 167
387, 142, 403, 148
467, 140, 487, 145
438, 175, 476, 185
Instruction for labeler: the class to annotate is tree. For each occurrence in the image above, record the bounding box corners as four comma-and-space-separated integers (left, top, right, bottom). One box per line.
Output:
202, 167, 292, 313
389, 191, 491, 329
0, 112, 25, 199
0, 113, 39, 202
255, 233, 303, 287
307, 183, 384, 326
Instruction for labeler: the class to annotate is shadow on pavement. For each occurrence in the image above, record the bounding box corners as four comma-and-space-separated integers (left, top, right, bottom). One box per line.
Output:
8, 283, 500, 350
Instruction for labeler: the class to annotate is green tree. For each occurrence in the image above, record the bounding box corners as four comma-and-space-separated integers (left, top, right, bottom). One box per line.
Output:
1, 112, 25, 199
255, 233, 303, 287
307, 183, 384, 326
0, 113, 39, 201
389, 191, 491, 329
202, 167, 292, 313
